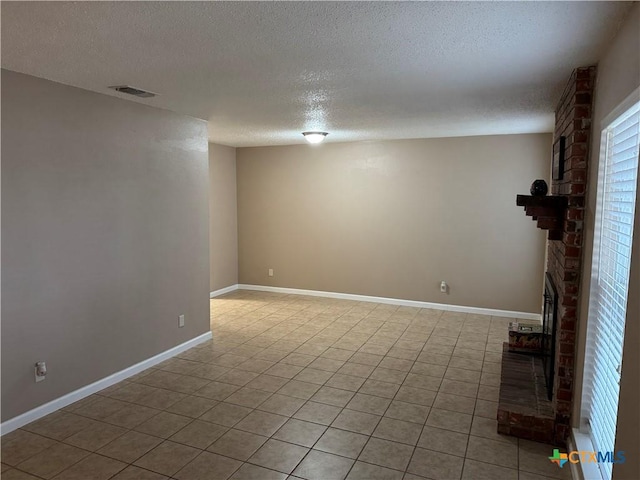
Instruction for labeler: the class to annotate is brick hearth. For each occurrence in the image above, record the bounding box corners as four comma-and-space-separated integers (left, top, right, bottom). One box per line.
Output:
498, 344, 554, 443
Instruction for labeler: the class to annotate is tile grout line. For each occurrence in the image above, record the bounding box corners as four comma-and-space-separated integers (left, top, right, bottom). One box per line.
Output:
211, 296, 509, 479
8, 293, 521, 480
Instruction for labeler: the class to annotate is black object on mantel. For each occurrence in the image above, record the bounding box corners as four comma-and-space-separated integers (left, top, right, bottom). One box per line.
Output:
530, 179, 549, 196
516, 195, 568, 241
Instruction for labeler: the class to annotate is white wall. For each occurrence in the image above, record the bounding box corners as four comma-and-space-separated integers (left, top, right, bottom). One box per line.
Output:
237, 134, 551, 313
1, 70, 210, 421
209, 143, 238, 292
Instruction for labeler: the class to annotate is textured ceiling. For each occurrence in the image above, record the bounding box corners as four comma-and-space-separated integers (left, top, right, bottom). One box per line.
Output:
1, 1, 632, 147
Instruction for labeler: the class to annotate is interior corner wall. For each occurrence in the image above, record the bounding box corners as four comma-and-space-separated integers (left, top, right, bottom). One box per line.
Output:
572, 4, 640, 479
209, 143, 238, 292
1, 70, 210, 422
237, 134, 551, 314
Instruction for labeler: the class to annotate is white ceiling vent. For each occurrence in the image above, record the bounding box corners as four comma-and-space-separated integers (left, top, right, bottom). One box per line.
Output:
109, 85, 156, 98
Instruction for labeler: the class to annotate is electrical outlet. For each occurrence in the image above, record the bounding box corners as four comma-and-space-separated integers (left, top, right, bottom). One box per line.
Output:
35, 361, 47, 382
440, 281, 448, 293
178, 314, 185, 328
268, 268, 274, 277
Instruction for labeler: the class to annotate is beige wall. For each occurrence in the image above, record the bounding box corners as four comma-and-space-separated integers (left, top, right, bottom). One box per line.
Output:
209, 143, 238, 291
237, 134, 551, 313
573, 5, 639, 479
1, 70, 210, 421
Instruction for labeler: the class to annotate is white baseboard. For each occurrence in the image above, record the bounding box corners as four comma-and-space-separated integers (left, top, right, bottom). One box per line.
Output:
0, 331, 212, 436
210, 284, 240, 298
237, 284, 541, 321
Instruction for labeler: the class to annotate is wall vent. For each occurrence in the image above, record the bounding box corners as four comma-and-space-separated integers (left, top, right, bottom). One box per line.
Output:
109, 85, 157, 98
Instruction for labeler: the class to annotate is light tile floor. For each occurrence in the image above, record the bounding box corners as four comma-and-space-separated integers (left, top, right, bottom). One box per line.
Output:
1, 291, 572, 480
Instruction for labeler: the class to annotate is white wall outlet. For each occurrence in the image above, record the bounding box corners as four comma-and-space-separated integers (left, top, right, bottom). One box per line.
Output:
440, 281, 448, 293
178, 314, 185, 328
268, 268, 274, 277
35, 361, 47, 382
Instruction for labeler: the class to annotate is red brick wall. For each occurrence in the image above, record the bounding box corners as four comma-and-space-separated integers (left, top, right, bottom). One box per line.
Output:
547, 66, 596, 443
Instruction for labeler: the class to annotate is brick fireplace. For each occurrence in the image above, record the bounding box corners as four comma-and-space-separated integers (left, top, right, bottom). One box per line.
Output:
499, 66, 596, 445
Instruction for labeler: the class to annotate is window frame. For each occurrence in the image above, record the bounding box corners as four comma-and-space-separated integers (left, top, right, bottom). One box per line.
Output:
579, 87, 640, 480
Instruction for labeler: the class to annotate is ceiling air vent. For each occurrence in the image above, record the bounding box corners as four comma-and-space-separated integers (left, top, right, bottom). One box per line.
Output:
109, 85, 157, 98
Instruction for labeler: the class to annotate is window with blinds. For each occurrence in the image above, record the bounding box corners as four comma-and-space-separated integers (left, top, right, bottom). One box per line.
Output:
583, 99, 639, 480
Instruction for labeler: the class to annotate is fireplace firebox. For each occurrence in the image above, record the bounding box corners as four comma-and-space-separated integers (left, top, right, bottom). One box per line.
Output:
542, 272, 558, 400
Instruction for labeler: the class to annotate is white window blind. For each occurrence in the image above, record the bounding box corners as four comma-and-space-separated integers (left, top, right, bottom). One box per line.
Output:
583, 99, 639, 480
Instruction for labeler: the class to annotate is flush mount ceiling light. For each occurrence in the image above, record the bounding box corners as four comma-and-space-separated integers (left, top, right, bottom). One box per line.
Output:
302, 131, 329, 144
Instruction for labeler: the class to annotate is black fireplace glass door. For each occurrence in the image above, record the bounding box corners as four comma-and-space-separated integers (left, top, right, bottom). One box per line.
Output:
542, 273, 558, 401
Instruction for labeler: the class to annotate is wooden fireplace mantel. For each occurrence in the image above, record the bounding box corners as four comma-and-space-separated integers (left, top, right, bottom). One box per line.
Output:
516, 195, 568, 241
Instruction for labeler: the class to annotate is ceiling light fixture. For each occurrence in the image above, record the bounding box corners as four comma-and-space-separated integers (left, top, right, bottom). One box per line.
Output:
302, 131, 328, 144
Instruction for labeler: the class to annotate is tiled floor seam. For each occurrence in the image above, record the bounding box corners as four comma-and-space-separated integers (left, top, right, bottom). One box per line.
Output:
366, 319, 432, 477
3, 293, 556, 480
